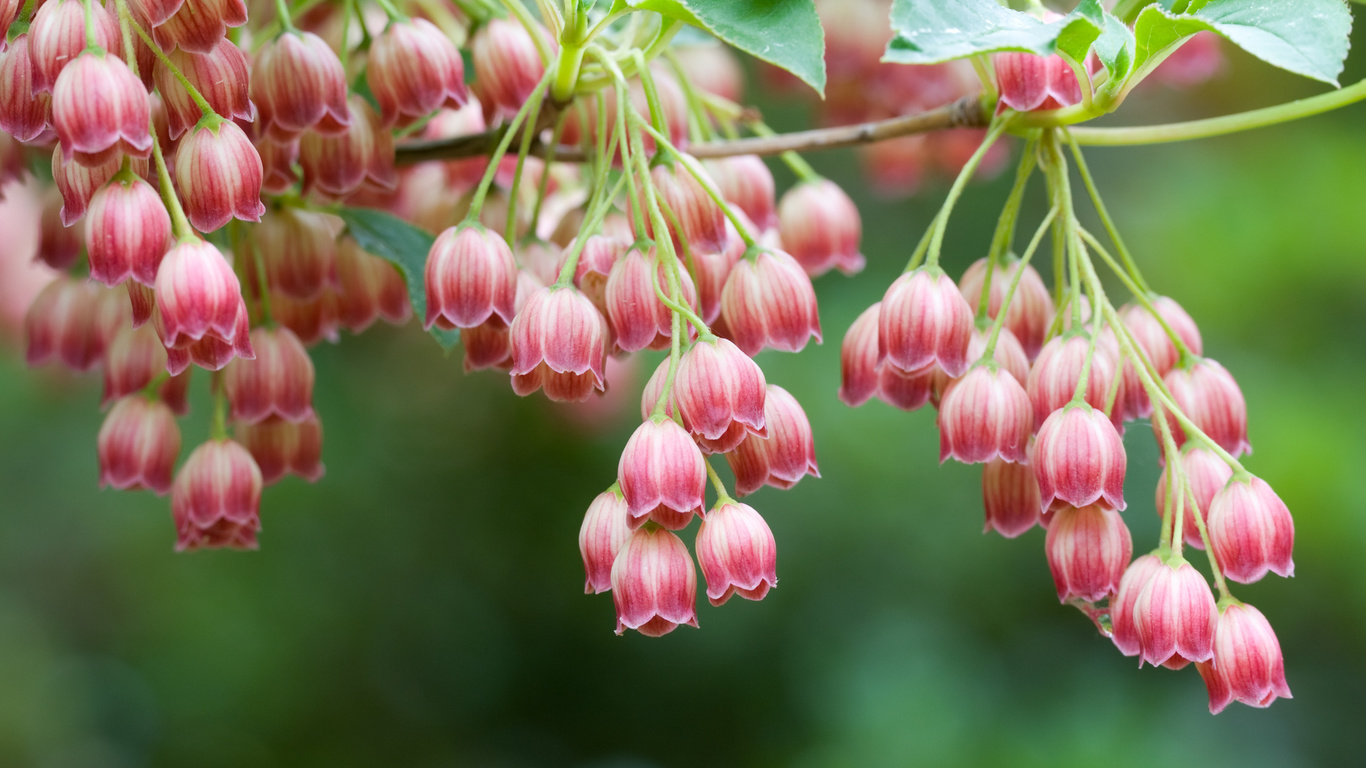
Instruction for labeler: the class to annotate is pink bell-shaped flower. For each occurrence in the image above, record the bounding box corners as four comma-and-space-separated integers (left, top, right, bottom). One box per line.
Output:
172, 439, 262, 551
879, 266, 973, 377
1033, 403, 1127, 512
777, 178, 865, 277
708, 155, 777, 232
424, 224, 518, 330
646, 159, 729, 255
1026, 332, 1122, 428
509, 285, 608, 402
151, 0, 248, 56
251, 30, 350, 141
617, 417, 707, 530
28, 0, 122, 93
367, 18, 468, 128
578, 486, 632, 595
85, 174, 172, 287
98, 395, 182, 495
605, 246, 698, 353
1109, 552, 1165, 657
994, 51, 1083, 112
154, 240, 254, 366
1206, 474, 1294, 583
695, 500, 778, 606
155, 38, 253, 140
1155, 444, 1234, 550
52, 50, 152, 167
298, 96, 398, 198
1133, 560, 1218, 669
610, 527, 699, 637
938, 362, 1032, 464
173, 118, 265, 232
334, 236, 412, 333
726, 385, 819, 496
720, 249, 821, 356
0, 35, 50, 142
237, 414, 324, 485
982, 457, 1042, 538
674, 336, 767, 453
1044, 503, 1131, 602
958, 256, 1055, 360
224, 326, 315, 424
470, 18, 547, 123
1159, 357, 1251, 457
1197, 602, 1292, 714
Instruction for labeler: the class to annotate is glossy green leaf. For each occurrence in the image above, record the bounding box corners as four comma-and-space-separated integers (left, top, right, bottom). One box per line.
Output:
884, 0, 1105, 66
1134, 0, 1352, 86
628, 0, 826, 95
336, 207, 460, 350
1092, 12, 1138, 84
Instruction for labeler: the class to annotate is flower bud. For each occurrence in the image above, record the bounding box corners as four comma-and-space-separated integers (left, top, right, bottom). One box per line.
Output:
675, 337, 767, 452
618, 417, 706, 530
726, 385, 819, 496
1033, 403, 1127, 512
720, 249, 821, 356
37, 188, 82, 270
610, 527, 699, 637
647, 159, 728, 255
298, 96, 397, 198
0, 35, 50, 142
237, 414, 324, 485
579, 486, 631, 595
1206, 474, 1294, 583
154, 240, 253, 365
334, 236, 411, 333
51, 147, 127, 226
1197, 603, 1292, 714
958, 256, 1055, 360
251, 30, 350, 140
174, 118, 265, 232
938, 362, 1032, 464
982, 457, 1042, 538
85, 174, 171, 287
171, 438, 262, 551
25, 277, 105, 371
28, 0, 122, 93
52, 50, 152, 167
879, 266, 973, 376
994, 52, 1082, 112
1155, 444, 1233, 550
509, 285, 608, 401
224, 327, 315, 424
778, 179, 865, 277
152, 0, 248, 56
155, 39, 253, 140
367, 18, 467, 128
471, 18, 547, 122
1159, 358, 1250, 457
605, 246, 698, 353
98, 395, 181, 495
1133, 560, 1218, 669
424, 224, 517, 330
1109, 553, 1164, 656
1044, 503, 1132, 602
1026, 332, 1122, 427
696, 501, 777, 606
0, 0, 22, 46
707, 155, 777, 232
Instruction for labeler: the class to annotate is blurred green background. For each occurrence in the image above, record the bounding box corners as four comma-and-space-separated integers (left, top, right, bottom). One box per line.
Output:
2, 33, 1366, 768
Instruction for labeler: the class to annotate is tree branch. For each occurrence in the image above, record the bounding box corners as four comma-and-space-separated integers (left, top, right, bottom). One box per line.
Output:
394, 94, 991, 165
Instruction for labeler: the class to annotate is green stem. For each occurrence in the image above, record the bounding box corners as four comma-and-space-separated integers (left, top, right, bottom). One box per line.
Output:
663, 48, 714, 143
1068, 78, 1366, 146
466, 63, 556, 222
504, 84, 547, 247
705, 459, 733, 505
631, 50, 668, 138
372, 0, 404, 22
273, 0, 297, 32
635, 120, 759, 248
748, 122, 821, 184
529, 111, 568, 236
983, 207, 1057, 360
126, 13, 217, 118
924, 117, 1008, 268
83, 0, 98, 49
977, 143, 1037, 324
1184, 466, 1234, 602
553, 173, 626, 287
211, 376, 229, 440
1078, 227, 1194, 363
152, 135, 196, 241
1063, 130, 1150, 293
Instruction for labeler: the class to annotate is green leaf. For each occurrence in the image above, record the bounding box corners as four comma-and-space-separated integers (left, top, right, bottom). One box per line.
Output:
336, 207, 460, 350
884, 0, 1106, 66
628, 0, 826, 95
1092, 12, 1137, 84
1134, 0, 1351, 86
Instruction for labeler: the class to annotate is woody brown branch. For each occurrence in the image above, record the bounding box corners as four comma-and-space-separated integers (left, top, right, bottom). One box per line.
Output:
393, 94, 991, 165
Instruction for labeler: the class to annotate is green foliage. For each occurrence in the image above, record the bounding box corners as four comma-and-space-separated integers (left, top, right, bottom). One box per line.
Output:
627, 0, 827, 95
884, 0, 1107, 65
336, 207, 461, 350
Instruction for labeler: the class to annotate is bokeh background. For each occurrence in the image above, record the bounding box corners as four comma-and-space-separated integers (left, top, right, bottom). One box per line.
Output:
2, 25, 1366, 768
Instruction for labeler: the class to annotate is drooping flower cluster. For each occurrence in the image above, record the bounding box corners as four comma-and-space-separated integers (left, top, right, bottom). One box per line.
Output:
0, 0, 1290, 716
